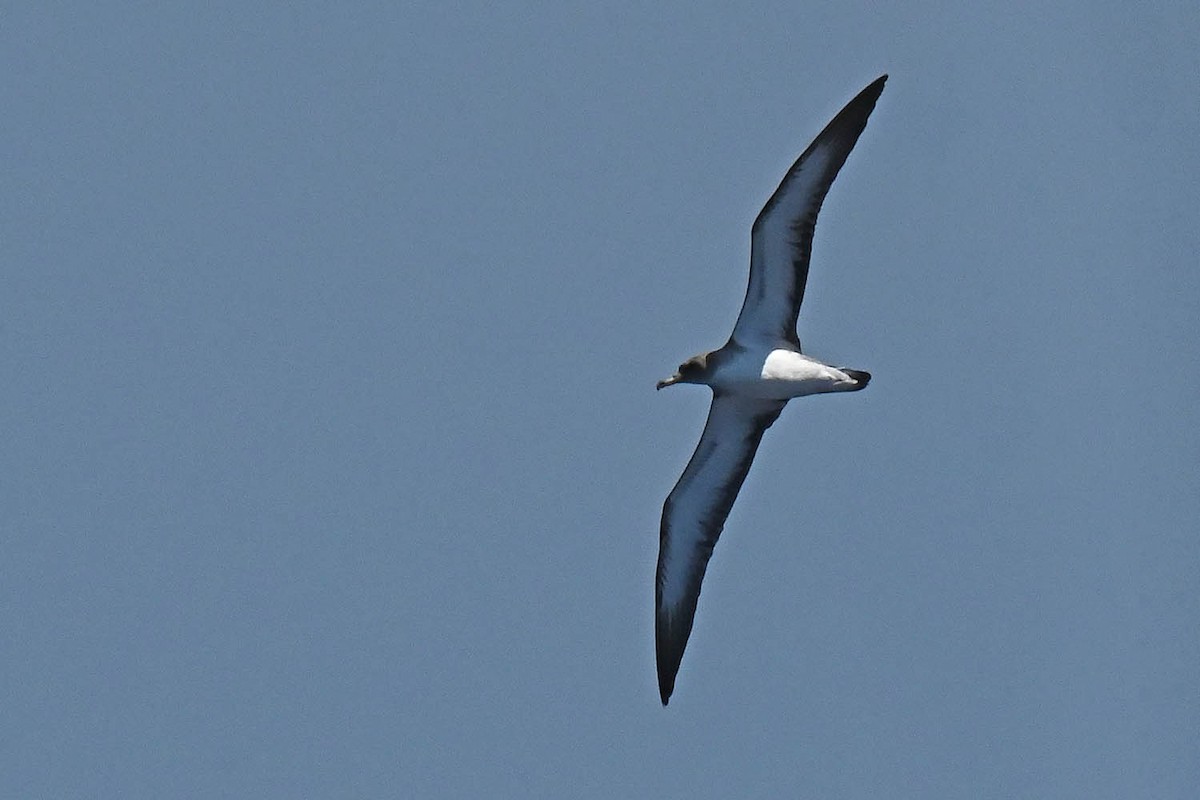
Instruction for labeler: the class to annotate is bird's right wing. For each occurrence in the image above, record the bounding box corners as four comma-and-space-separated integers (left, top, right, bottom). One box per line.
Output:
656, 394, 785, 704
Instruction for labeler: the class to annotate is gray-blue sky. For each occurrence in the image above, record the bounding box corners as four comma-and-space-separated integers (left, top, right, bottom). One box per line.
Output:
3, 3, 1198, 797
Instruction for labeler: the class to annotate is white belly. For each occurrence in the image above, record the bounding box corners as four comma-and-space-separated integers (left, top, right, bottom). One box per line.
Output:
714, 348, 858, 400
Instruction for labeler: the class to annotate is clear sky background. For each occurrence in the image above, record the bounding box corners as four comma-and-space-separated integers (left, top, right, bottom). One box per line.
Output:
3, 3, 1198, 798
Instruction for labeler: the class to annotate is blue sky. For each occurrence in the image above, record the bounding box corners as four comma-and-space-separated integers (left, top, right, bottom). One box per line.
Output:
3, 3, 1198, 797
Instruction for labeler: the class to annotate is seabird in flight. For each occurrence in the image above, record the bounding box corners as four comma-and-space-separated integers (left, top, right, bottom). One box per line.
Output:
655, 75, 887, 705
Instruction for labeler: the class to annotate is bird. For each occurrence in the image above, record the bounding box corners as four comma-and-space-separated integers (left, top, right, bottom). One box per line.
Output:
655, 75, 887, 705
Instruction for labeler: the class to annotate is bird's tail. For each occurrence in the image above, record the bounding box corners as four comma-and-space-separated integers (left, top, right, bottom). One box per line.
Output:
842, 369, 871, 390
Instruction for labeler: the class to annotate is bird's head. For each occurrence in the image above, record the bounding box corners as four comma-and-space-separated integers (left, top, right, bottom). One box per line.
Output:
657, 353, 711, 390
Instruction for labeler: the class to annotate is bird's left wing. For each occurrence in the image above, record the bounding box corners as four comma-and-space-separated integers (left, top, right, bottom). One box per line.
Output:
729, 75, 886, 348
656, 394, 785, 704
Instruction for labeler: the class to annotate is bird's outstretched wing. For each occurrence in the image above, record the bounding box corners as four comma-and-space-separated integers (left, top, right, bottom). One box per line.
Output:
729, 75, 886, 348
656, 394, 785, 704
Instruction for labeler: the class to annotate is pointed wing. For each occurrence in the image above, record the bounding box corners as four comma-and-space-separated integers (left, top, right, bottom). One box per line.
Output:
730, 75, 886, 348
656, 394, 785, 704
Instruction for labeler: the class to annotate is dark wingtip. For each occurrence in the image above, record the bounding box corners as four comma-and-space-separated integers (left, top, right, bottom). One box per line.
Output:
657, 671, 676, 705
837, 75, 887, 126
656, 616, 687, 706
851, 74, 887, 112
657, 649, 679, 706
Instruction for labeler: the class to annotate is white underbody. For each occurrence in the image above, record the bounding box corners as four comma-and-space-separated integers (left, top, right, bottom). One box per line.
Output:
712, 348, 860, 400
